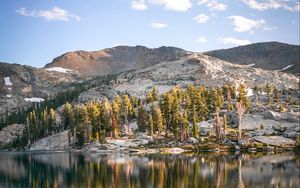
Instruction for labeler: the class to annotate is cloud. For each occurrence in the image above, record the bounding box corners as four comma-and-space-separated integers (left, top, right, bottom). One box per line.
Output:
151, 21, 168, 28
16, 7, 80, 21
148, 0, 192, 11
219, 37, 251, 46
228, 16, 265, 32
197, 37, 208, 43
240, 0, 300, 12
198, 0, 227, 11
131, 0, 148, 10
263, 26, 277, 31
193, 14, 210, 23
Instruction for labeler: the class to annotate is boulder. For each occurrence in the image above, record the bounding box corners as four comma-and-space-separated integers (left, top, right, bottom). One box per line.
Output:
188, 137, 199, 144
283, 131, 298, 139
254, 136, 296, 147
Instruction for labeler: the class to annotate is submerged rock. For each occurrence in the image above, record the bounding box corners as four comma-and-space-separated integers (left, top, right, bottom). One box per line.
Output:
254, 136, 295, 147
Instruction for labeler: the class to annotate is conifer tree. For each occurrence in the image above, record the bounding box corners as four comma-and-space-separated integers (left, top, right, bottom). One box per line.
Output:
273, 85, 280, 105
111, 100, 121, 138
88, 101, 101, 141
148, 114, 154, 136
151, 85, 159, 101
236, 102, 245, 140
121, 95, 132, 135
48, 108, 56, 135
81, 105, 90, 143
154, 107, 164, 135
181, 111, 189, 141
265, 82, 272, 105
137, 103, 147, 132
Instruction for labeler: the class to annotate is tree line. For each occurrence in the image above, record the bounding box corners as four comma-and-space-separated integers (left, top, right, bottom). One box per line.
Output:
21, 82, 287, 147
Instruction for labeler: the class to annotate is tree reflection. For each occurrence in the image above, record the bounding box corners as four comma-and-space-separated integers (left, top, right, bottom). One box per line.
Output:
0, 152, 299, 188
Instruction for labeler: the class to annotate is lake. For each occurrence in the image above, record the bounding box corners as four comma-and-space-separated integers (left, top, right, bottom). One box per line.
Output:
0, 151, 299, 188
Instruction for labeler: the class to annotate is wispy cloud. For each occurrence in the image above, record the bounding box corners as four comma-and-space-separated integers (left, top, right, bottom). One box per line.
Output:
198, 0, 227, 11
151, 21, 168, 28
148, 0, 192, 11
16, 7, 80, 21
197, 37, 208, 43
228, 16, 265, 33
219, 37, 251, 46
240, 0, 300, 12
193, 14, 210, 23
131, 0, 148, 10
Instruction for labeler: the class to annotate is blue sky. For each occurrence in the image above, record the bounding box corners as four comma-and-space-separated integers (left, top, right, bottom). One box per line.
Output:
0, 0, 299, 67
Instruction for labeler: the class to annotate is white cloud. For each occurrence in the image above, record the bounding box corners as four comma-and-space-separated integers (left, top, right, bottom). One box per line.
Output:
16, 7, 80, 21
228, 16, 265, 32
219, 37, 251, 46
197, 37, 208, 43
148, 0, 192, 11
193, 14, 210, 23
151, 21, 168, 28
263, 26, 277, 31
198, 0, 227, 11
240, 0, 300, 12
131, 0, 148, 10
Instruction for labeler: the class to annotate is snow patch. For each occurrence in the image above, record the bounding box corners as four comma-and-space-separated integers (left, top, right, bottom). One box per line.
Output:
25, 97, 45, 102
46, 67, 73, 73
4, 77, 12, 86
246, 63, 255, 67
275, 64, 294, 72
246, 88, 254, 97
6, 95, 11, 98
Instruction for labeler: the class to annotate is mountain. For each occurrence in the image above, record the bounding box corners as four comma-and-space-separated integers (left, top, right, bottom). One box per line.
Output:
45, 46, 189, 75
0, 62, 90, 114
205, 42, 300, 75
78, 53, 299, 101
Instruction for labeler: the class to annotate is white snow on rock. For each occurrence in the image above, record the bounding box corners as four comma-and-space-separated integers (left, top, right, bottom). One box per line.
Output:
4, 77, 12, 86
24, 97, 45, 102
247, 64, 255, 67
246, 88, 253, 97
46, 67, 73, 74
275, 64, 294, 72
6, 95, 11, 98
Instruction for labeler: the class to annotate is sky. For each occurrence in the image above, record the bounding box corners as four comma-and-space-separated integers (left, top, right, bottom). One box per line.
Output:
0, 0, 299, 67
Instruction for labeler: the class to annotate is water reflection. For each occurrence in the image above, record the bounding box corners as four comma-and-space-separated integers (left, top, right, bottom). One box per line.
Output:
0, 151, 299, 188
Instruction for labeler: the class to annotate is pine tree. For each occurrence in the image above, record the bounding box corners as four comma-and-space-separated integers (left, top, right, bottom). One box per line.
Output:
236, 102, 245, 140
265, 82, 272, 105
88, 101, 101, 142
111, 100, 121, 138
154, 107, 164, 135
48, 108, 56, 135
63, 102, 74, 130
137, 103, 147, 132
81, 105, 90, 143
223, 114, 227, 138
151, 85, 159, 101
273, 85, 280, 105
121, 95, 132, 135
41, 109, 47, 137
148, 114, 154, 136
181, 111, 189, 141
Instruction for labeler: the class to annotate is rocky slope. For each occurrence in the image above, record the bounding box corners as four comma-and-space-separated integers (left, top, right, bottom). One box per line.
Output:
205, 42, 300, 74
0, 62, 90, 115
45, 46, 189, 75
79, 53, 299, 101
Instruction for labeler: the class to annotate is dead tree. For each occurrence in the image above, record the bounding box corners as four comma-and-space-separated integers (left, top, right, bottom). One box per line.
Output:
236, 102, 245, 140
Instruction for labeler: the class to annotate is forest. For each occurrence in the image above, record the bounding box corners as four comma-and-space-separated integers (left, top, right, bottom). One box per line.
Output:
15, 82, 288, 148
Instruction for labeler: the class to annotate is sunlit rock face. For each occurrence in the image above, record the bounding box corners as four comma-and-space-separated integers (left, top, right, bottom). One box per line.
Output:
0, 152, 299, 188
45, 46, 188, 75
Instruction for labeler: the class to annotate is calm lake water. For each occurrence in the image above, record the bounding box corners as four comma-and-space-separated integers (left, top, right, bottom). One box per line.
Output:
0, 151, 299, 188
